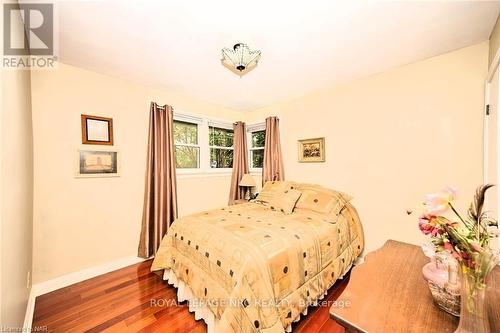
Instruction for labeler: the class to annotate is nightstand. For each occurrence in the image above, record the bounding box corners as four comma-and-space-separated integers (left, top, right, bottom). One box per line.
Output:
233, 199, 249, 204
329, 240, 500, 332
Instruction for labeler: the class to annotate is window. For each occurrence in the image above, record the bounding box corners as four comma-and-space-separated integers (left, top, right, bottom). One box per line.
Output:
173, 120, 200, 169
250, 130, 265, 169
172, 112, 265, 175
209, 126, 234, 168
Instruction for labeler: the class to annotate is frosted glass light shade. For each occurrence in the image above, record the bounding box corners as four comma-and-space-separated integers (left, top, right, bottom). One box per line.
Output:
221, 43, 261, 77
239, 174, 256, 187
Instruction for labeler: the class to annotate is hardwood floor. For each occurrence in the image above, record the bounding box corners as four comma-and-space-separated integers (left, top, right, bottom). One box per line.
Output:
33, 260, 347, 333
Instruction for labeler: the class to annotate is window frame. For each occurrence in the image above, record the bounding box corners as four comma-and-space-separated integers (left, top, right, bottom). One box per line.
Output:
173, 119, 201, 171
247, 123, 266, 173
172, 112, 268, 177
208, 124, 234, 171
173, 112, 235, 176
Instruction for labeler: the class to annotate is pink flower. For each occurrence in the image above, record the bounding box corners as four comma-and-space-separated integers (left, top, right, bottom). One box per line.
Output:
444, 186, 458, 199
423, 186, 458, 215
418, 216, 432, 235
418, 215, 442, 236
424, 193, 449, 215
459, 251, 476, 269
444, 242, 461, 260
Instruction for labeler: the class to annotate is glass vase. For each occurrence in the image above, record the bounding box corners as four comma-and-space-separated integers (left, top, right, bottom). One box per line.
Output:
454, 251, 498, 333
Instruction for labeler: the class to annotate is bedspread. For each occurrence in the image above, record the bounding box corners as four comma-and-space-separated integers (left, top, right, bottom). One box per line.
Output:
151, 201, 364, 333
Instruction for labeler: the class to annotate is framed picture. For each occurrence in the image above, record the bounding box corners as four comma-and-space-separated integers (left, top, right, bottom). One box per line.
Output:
81, 114, 114, 145
76, 149, 120, 178
298, 137, 325, 163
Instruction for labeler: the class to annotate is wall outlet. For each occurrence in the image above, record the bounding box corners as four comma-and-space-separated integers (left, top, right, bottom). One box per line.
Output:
27, 270, 31, 289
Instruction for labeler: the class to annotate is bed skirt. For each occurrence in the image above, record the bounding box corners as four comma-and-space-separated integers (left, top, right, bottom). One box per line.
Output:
163, 269, 218, 333
162, 263, 353, 333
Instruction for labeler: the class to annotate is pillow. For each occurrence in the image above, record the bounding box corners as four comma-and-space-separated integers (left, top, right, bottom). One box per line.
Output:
295, 184, 352, 216
296, 183, 353, 202
255, 181, 299, 204
265, 189, 302, 214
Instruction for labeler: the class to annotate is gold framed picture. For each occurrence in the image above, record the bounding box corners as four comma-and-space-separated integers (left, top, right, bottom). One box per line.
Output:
75, 148, 120, 178
298, 137, 325, 163
81, 114, 114, 145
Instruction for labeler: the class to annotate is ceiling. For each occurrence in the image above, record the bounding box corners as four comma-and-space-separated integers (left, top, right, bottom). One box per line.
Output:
53, 0, 500, 111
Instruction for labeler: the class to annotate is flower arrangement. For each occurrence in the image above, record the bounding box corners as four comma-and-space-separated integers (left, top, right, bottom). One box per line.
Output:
419, 185, 498, 264
418, 185, 499, 332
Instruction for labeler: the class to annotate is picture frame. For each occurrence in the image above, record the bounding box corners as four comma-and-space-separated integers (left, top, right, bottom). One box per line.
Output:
81, 114, 114, 145
75, 148, 120, 178
298, 137, 325, 163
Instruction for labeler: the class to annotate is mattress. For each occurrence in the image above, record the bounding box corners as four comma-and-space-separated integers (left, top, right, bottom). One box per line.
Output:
151, 201, 364, 333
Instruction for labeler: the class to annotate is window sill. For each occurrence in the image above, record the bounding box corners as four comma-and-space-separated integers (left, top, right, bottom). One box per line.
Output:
177, 169, 233, 179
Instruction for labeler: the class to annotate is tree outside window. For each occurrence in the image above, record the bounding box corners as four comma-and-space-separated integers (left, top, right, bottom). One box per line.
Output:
209, 127, 234, 168
173, 120, 199, 168
250, 130, 265, 168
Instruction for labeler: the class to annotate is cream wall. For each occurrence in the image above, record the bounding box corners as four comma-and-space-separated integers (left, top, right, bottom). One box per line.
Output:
31, 42, 489, 282
31, 63, 241, 283
0, 6, 34, 327
245, 42, 488, 253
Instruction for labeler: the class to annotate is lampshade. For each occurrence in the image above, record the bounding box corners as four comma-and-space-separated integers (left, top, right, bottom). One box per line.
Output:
239, 174, 256, 187
221, 43, 261, 77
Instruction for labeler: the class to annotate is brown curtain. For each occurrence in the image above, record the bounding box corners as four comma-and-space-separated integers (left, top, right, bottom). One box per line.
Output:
228, 121, 249, 205
138, 102, 178, 258
262, 116, 285, 185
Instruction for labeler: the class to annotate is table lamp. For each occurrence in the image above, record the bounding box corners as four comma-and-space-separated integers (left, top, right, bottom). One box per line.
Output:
239, 174, 256, 199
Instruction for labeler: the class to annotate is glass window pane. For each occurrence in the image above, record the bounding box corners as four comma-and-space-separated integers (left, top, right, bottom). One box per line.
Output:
175, 145, 199, 168
251, 149, 264, 168
251, 130, 266, 148
210, 148, 233, 168
174, 121, 198, 145
209, 127, 234, 147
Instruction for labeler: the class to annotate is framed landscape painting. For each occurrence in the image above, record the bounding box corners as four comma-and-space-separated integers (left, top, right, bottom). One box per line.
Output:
298, 137, 325, 163
76, 149, 120, 178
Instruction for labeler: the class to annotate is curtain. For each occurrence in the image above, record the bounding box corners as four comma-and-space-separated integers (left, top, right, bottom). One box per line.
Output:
138, 102, 178, 258
262, 116, 285, 185
228, 121, 249, 205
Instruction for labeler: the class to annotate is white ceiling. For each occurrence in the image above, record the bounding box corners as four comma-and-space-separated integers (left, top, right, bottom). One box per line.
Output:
54, 0, 500, 111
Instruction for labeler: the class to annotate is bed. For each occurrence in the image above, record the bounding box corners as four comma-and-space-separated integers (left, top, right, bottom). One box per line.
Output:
151, 181, 364, 333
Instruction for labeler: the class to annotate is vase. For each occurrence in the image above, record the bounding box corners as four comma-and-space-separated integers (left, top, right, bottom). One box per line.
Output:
454, 250, 498, 333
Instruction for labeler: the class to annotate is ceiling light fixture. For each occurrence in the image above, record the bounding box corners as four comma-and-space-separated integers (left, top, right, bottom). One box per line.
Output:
221, 43, 261, 77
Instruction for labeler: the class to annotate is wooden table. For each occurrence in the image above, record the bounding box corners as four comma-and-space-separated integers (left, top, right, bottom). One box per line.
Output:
330, 240, 500, 333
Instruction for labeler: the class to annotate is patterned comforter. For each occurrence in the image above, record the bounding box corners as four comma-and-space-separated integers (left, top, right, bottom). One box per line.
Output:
151, 201, 364, 333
